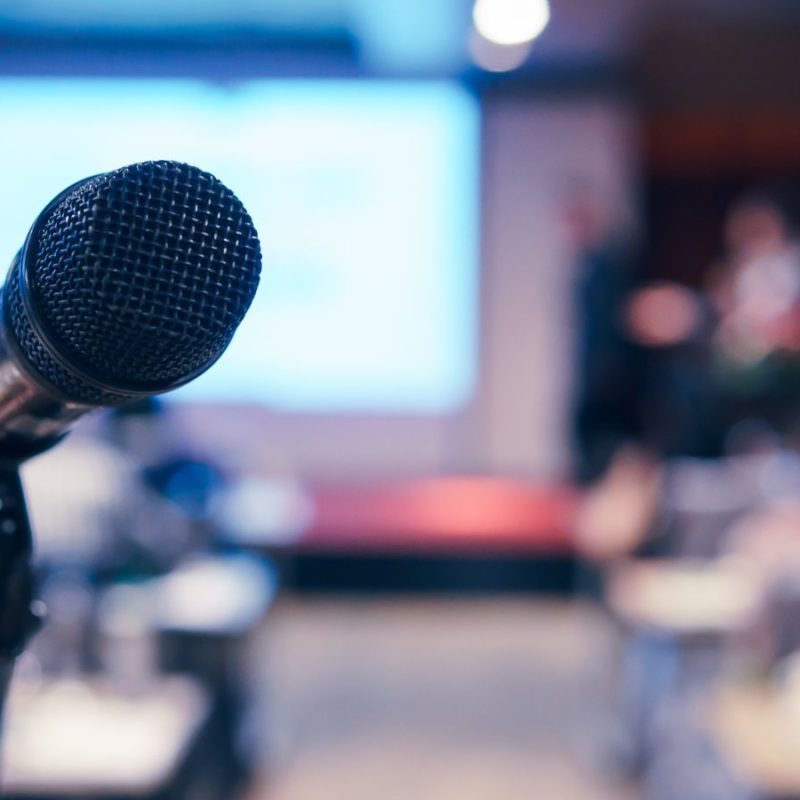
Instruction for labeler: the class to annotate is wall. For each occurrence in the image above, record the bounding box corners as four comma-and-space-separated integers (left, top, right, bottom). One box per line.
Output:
477, 94, 638, 477
174, 95, 639, 481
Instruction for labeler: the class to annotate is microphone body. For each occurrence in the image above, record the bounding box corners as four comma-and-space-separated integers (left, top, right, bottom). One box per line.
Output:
0, 160, 261, 695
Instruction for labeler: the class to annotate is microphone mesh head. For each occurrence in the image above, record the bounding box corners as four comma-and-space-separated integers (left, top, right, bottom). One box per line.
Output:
7, 160, 261, 403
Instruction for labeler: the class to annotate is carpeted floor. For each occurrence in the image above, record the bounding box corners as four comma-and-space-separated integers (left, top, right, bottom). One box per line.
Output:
244, 598, 639, 800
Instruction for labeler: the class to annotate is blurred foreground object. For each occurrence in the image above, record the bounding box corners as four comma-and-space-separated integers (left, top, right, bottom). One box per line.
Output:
608, 559, 760, 637
3, 676, 210, 799
712, 673, 800, 800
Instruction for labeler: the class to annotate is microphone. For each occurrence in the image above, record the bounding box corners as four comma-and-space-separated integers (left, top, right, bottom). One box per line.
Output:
0, 160, 261, 460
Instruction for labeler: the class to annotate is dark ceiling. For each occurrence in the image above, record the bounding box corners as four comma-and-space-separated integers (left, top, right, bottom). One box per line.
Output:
0, 0, 798, 86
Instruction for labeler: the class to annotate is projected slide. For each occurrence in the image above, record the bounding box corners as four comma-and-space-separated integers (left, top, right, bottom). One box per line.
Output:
0, 79, 479, 412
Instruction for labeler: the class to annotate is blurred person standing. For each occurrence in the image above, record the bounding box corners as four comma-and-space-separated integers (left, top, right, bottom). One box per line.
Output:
565, 186, 643, 483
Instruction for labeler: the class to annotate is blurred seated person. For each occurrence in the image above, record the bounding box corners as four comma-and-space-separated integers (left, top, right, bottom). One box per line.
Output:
723, 502, 800, 670
627, 186, 800, 458
21, 434, 190, 676
577, 185, 800, 562
103, 398, 229, 543
575, 445, 755, 562
706, 189, 800, 449
574, 444, 663, 562
22, 432, 191, 579
624, 281, 715, 458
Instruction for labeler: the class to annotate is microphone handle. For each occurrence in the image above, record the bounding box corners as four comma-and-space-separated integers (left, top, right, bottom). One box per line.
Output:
0, 466, 43, 742
0, 287, 92, 460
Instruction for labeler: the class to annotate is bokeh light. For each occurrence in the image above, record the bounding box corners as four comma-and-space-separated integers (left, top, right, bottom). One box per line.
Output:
472, 0, 550, 46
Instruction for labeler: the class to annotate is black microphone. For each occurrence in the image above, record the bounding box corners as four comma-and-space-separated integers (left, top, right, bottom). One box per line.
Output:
0, 161, 260, 715
0, 159, 262, 459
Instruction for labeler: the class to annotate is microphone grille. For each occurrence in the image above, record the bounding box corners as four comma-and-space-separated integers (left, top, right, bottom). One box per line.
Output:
8, 160, 261, 401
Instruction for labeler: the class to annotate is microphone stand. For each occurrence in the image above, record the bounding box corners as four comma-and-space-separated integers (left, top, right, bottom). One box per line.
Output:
0, 464, 43, 732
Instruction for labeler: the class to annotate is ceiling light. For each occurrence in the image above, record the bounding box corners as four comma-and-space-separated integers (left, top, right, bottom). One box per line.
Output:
472, 0, 550, 46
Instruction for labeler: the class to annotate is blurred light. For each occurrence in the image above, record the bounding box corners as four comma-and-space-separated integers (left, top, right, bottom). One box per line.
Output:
472, 0, 550, 46
469, 28, 532, 72
155, 556, 274, 633
625, 283, 701, 348
214, 477, 314, 544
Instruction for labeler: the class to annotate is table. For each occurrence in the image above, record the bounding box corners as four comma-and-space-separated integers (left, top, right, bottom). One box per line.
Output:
607, 559, 761, 638
2, 676, 210, 799
605, 559, 762, 774
152, 555, 276, 793
712, 682, 800, 800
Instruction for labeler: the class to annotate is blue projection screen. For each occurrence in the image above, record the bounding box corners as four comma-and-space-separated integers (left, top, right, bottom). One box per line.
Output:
0, 79, 479, 412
